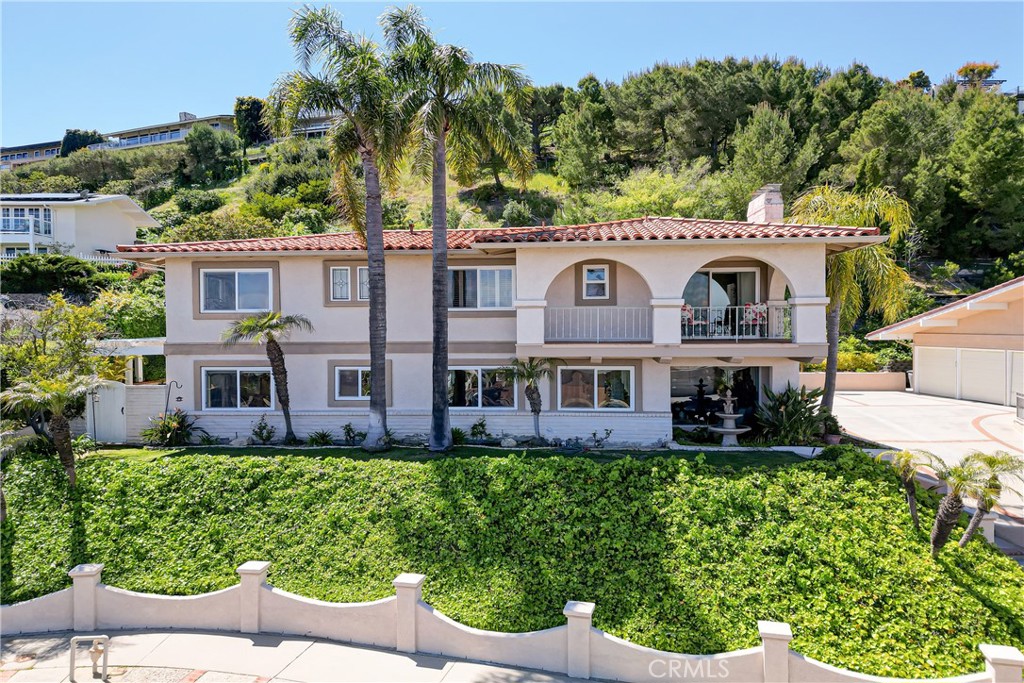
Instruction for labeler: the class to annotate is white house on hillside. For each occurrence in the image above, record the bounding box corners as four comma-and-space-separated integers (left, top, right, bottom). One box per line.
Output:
0, 192, 158, 259
117, 186, 885, 445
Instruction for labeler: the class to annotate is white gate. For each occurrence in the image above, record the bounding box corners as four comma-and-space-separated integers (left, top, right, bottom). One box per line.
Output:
86, 381, 127, 444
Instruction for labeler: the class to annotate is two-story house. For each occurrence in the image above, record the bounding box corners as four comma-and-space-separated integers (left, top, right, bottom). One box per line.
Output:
1, 192, 158, 259
117, 186, 884, 445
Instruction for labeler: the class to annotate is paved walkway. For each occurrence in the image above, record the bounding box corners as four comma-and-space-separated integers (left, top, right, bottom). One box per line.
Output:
0, 632, 579, 683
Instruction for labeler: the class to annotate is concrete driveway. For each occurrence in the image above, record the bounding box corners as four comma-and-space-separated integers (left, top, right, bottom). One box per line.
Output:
833, 390, 1024, 519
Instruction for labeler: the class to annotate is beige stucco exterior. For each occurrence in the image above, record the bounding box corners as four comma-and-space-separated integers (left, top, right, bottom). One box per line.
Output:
147, 236, 840, 444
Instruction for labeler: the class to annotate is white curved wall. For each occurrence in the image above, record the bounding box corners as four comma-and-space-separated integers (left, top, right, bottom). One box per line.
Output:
0, 588, 73, 635
97, 584, 240, 631
259, 587, 396, 648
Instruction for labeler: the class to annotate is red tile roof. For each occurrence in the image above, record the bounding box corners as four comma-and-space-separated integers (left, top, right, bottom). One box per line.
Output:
118, 216, 880, 254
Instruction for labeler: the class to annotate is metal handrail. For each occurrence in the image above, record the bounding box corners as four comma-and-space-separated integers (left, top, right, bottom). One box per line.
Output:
545, 306, 653, 343
680, 304, 792, 340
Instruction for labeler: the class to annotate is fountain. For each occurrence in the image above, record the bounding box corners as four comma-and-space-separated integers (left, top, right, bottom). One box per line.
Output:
709, 388, 750, 447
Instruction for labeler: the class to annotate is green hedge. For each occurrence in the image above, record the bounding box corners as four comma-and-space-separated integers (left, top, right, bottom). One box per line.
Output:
2, 448, 1021, 677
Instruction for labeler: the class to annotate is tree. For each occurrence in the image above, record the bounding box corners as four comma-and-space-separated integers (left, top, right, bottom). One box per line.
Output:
524, 84, 565, 165
234, 96, 273, 154
60, 129, 105, 157
382, 5, 530, 452
930, 456, 987, 557
267, 5, 413, 450
1, 375, 100, 487
809, 63, 885, 173
181, 123, 240, 185
958, 451, 1023, 547
504, 358, 559, 441
876, 449, 940, 530
552, 76, 618, 190
788, 186, 911, 410
450, 91, 534, 191
222, 312, 314, 444
606, 64, 684, 167
158, 209, 289, 244
956, 61, 999, 87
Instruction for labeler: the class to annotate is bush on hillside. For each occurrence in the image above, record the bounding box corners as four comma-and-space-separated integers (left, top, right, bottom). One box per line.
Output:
175, 189, 225, 215
158, 210, 291, 243
502, 200, 534, 227
0, 254, 99, 295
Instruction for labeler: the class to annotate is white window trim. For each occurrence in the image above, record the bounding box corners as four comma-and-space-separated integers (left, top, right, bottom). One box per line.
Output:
557, 366, 635, 412
357, 266, 370, 301
684, 268, 761, 306
334, 366, 371, 401
449, 366, 518, 410
447, 266, 515, 311
202, 367, 275, 411
582, 265, 610, 300
199, 268, 273, 313
329, 266, 351, 302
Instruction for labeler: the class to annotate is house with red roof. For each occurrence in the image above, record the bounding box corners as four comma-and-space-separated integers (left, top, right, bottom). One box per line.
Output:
117, 185, 884, 445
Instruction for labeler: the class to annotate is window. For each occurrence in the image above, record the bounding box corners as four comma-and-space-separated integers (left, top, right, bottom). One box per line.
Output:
448, 267, 513, 309
357, 267, 369, 301
448, 367, 516, 409
558, 367, 633, 411
170, 130, 182, 140
583, 265, 609, 300
42, 208, 52, 235
200, 269, 272, 312
330, 266, 351, 301
682, 270, 758, 308
203, 368, 273, 410
335, 367, 371, 400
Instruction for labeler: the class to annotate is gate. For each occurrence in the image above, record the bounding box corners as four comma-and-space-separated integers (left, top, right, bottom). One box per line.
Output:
86, 381, 127, 444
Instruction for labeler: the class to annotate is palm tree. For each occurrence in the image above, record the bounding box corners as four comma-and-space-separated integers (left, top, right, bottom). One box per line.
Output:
222, 312, 314, 444
0, 375, 100, 487
788, 185, 912, 411
876, 449, 940, 531
958, 451, 1023, 547
504, 358, 559, 442
931, 456, 988, 557
267, 5, 413, 450
381, 5, 532, 452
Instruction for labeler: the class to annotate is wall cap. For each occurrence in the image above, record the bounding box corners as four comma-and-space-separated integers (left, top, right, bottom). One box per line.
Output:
980, 644, 1024, 666
757, 620, 793, 641
236, 561, 271, 576
68, 563, 104, 578
393, 573, 426, 589
563, 601, 596, 618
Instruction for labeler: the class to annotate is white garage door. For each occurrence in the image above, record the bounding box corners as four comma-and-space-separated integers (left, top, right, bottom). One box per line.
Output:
916, 347, 957, 398
960, 350, 1007, 404
1011, 352, 1024, 402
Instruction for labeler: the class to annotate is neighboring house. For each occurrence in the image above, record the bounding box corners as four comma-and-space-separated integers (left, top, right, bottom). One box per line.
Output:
117, 186, 883, 445
867, 275, 1024, 407
0, 140, 62, 171
87, 112, 235, 151
0, 192, 159, 259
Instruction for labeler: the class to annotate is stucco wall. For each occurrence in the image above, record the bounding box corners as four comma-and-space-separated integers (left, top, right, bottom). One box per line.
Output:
799, 372, 907, 392
913, 298, 1024, 352
72, 203, 142, 254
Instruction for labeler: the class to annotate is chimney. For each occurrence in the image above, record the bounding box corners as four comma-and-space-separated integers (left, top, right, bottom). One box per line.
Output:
747, 184, 783, 223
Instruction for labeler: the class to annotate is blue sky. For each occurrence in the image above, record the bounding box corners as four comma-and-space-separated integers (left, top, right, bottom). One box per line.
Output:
2, 2, 1022, 146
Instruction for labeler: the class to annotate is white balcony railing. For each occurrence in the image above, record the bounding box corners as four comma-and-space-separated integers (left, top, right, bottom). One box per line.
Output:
545, 306, 653, 343
681, 304, 792, 340
0, 216, 50, 236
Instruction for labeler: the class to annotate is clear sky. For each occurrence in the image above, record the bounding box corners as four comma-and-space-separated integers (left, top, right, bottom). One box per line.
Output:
2, 1, 1022, 147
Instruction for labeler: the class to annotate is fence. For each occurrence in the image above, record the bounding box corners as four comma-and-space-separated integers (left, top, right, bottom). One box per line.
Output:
2, 562, 1021, 683
0, 252, 132, 266
681, 304, 792, 341
545, 306, 653, 343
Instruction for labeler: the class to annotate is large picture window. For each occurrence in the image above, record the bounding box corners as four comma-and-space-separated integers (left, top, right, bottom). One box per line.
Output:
558, 367, 633, 411
448, 267, 513, 309
203, 368, 273, 410
335, 367, 371, 400
448, 367, 516, 409
201, 269, 272, 312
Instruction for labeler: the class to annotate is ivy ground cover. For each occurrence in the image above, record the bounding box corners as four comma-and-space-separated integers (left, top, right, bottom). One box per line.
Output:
2, 446, 1021, 677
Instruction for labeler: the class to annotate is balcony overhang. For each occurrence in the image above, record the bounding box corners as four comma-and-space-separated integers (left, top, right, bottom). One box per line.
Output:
517, 342, 827, 361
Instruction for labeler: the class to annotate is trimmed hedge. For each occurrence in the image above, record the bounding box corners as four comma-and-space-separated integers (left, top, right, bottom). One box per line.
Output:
2, 447, 1022, 677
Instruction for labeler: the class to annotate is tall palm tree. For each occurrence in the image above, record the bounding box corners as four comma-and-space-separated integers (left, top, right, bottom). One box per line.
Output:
931, 456, 988, 557
504, 358, 559, 442
267, 5, 412, 450
958, 451, 1023, 547
876, 449, 940, 531
1, 375, 100, 487
222, 312, 314, 444
788, 185, 912, 410
381, 5, 532, 452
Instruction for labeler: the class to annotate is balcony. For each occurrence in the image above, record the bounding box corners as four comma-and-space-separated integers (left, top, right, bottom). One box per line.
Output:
1, 216, 51, 237
545, 306, 653, 343
680, 304, 792, 341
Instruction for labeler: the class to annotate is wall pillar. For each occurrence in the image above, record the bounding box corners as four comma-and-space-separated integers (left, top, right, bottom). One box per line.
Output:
788, 297, 829, 345
515, 301, 547, 346
651, 299, 685, 345
981, 515, 996, 543
563, 601, 595, 679
68, 563, 103, 632
980, 644, 1024, 683
393, 573, 426, 654
236, 561, 270, 634
758, 620, 793, 683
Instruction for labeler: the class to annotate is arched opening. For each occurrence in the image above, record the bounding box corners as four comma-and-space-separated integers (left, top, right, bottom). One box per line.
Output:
679, 257, 794, 340
543, 260, 654, 343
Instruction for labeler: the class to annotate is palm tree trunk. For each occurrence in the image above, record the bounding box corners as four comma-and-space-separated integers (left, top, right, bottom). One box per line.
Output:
362, 153, 389, 452
930, 493, 963, 557
959, 501, 990, 547
428, 134, 452, 452
822, 303, 841, 411
50, 413, 75, 487
525, 384, 542, 440
902, 476, 920, 531
266, 338, 296, 443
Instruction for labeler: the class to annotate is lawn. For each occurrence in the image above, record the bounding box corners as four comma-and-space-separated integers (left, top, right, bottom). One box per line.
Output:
2, 446, 1022, 678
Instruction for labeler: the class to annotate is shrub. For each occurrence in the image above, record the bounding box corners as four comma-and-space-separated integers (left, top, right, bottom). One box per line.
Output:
71, 434, 97, 455
984, 250, 1024, 288
241, 192, 300, 221
341, 422, 365, 446
451, 427, 467, 446
382, 197, 411, 230
296, 180, 332, 207
282, 207, 328, 234
502, 200, 534, 227
755, 384, 827, 444
139, 409, 208, 447
0, 254, 98, 295
159, 210, 289, 244
470, 418, 490, 440
803, 351, 881, 373
307, 430, 334, 447
175, 189, 225, 215
251, 415, 276, 445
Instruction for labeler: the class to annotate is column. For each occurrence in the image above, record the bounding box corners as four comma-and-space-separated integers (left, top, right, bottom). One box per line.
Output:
236, 561, 270, 634
651, 299, 685, 345
980, 644, 1024, 683
393, 573, 426, 654
758, 620, 793, 683
564, 600, 595, 679
515, 300, 547, 346
68, 563, 103, 632
787, 297, 829, 345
